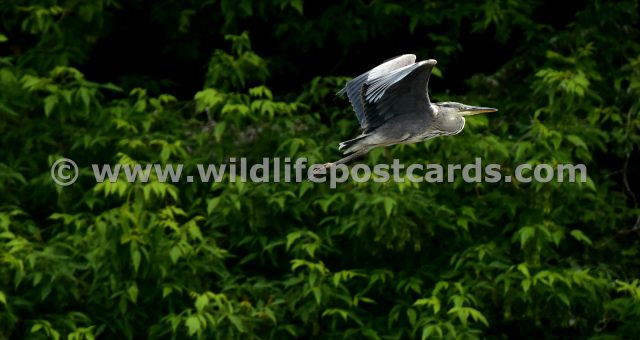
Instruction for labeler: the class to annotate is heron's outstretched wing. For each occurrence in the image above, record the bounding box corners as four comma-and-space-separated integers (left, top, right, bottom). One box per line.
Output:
340, 56, 437, 134
339, 54, 416, 127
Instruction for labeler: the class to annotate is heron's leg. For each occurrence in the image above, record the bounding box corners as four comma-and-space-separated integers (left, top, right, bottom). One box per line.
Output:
315, 149, 369, 174
307, 149, 371, 182
330, 149, 368, 166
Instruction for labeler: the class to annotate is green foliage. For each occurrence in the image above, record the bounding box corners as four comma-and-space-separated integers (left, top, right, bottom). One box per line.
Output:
1, 0, 640, 339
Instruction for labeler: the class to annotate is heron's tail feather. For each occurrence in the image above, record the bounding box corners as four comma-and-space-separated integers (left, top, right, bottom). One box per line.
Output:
338, 135, 368, 153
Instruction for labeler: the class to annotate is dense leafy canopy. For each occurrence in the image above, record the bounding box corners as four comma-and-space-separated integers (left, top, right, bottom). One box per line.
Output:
1, 0, 639, 339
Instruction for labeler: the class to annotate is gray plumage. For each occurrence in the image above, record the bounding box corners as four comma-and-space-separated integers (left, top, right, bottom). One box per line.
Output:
324, 54, 497, 168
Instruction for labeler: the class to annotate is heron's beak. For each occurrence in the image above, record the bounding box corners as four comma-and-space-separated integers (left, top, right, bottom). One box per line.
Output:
458, 106, 498, 116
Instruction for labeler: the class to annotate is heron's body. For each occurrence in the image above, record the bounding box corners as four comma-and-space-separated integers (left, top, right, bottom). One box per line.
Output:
324, 54, 496, 168
341, 103, 465, 151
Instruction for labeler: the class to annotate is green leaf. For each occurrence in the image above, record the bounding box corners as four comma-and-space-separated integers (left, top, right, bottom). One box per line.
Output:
288, 0, 303, 14
569, 230, 592, 246
382, 197, 396, 217
44, 95, 58, 116
195, 295, 209, 312
77, 87, 91, 109
431, 66, 443, 78
185, 315, 200, 336
406, 308, 417, 326
0, 102, 19, 116
517, 263, 530, 278
584, 177, 597, 192
518, 226, 536, 248
312, 286, 322, 304
522, 278, 532, 294
214, 121, 226, 142
169, 246, 181, 264
127, 283, 139, 303
468, 308, 489, 326
322, 308, 349, 321
228, 315, 246, 332
207, 197, 222, 215
187, 222, 203, 240
162, 286, 172, 299
414, 297, 440, 313
556, 293, 570, 307
565, 135, 587, 149
101, 83, 123, 92
514, 142, 531, 162
422, 325, 442, 340
131, 249, 141, 273
286, 231, 302, 250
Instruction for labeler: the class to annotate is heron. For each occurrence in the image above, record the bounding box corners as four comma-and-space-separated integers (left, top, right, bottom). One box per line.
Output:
320, 54, 497, 169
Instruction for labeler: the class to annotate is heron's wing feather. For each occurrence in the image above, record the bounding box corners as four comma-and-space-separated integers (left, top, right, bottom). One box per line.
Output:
361, 60, 437, 133
364, 64, 417, 103
339, 54, 416, 126
367, 54, 417, 79
338, 72, 369, 125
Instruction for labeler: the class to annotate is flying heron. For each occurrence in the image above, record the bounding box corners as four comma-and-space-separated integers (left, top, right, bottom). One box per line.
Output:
321, 54, 497, 169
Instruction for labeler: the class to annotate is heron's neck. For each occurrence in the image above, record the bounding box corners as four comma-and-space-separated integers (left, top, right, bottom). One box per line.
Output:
435, 111, 465, 135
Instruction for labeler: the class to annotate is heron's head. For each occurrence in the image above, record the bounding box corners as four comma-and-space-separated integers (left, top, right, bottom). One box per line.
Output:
435, 102, 498, 117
